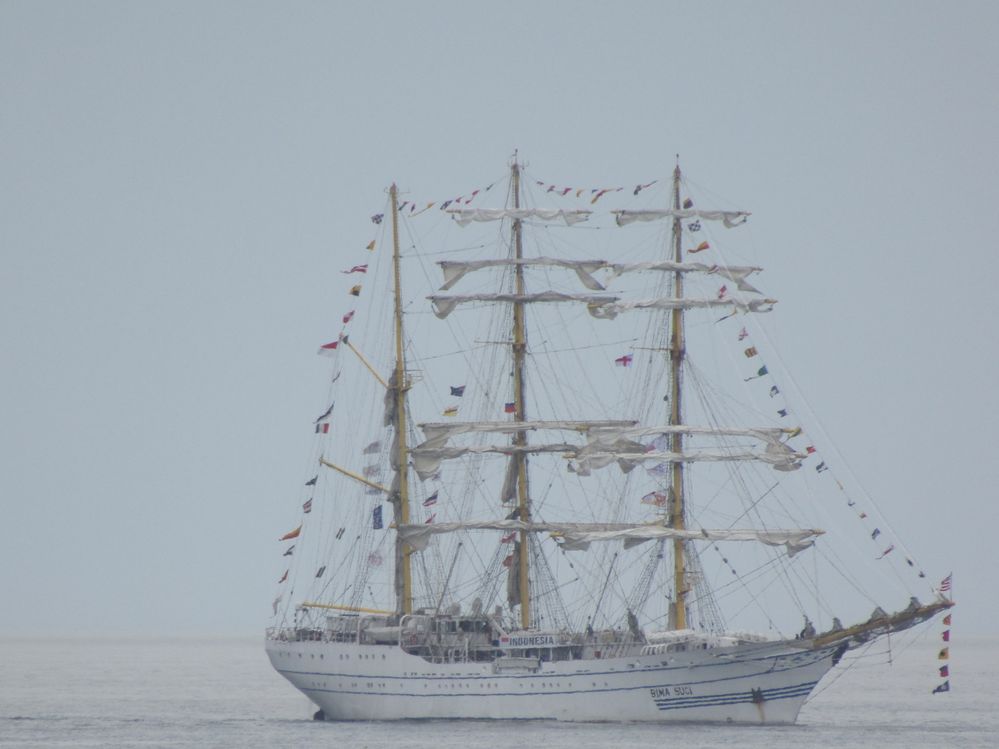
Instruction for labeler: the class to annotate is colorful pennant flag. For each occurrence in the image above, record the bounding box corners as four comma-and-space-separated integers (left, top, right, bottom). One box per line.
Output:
744, 347, 758, 358
615, 354, 633, 367
279, 525, 301, 541
372, 505, 383, 529
366, 240, 375, 251
816, 461, 828, 473
877, 544, 895, 559
423, 491, 439, 507
278, 570, 288, 583
938, 647, 949, 660
942, 630, 951, 642
738, 327, 748, 341
939, 665, 949, 678
305, 475, 317, 486
349, 284, 362, 296
342, 310, 355, 324
342, 264, 368, 274
502, 553, 514, 568
371, 214, 383, 224
315, 566, 326, 578
450, 385, 466, 397
932, 680, 950, 694
500, 531, 516, 543
943, 614, 952, 626
504, 402, 516, 414
688, 220, 701, 232
425, 513, 436, 524
689, 240, 710, 253
940, 573, 953, 593
682, 198, 694, 209
443, 406, 458, 417
302, 499, 313, 514
282, 545, 295, 557
315, 423, 330, 434
769, 385, 779, 397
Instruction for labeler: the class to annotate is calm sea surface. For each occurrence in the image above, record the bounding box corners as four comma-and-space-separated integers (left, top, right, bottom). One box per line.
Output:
1, 634, 995, 748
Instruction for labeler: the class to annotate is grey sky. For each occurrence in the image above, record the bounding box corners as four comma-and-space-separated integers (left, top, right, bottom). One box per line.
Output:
1, 1, 995, 636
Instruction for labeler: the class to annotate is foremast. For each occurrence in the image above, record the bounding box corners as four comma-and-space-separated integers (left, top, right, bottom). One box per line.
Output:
510, 159, 532, 629
389, 183, 414, 616
668, 163, 688, 630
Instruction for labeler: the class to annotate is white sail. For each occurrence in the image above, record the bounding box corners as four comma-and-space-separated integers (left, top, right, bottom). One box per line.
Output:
607, 261, 764, 293
439, 258, 609, 291
448, 208, 592, 226
397, 519, 823, 557
418, 419, 636, 446
587, 296, 777, 319
613, 208, 750, 227
430, 292, 616, 319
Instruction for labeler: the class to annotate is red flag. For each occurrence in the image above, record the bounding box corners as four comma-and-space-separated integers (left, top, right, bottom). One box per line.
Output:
315, 423, 329, 434
317, 340, 341, 356
279, 525, 301, 541
342, 310, 355, 324
717, 285, 728, 299
806, 446, 817, 454
689, 240, 710, 253
939, 665, 949, 677
504, 402, 516, 414
425, 513, 436, 524
942, 629, 950, 642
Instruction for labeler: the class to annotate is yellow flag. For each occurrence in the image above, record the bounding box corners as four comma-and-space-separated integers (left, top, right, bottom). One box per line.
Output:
366, 240, 375, 251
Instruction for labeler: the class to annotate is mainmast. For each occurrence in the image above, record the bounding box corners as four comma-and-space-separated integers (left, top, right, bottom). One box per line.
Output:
667, 164, 688, 630
510, 159, 532, 629
389, 183, 413, 616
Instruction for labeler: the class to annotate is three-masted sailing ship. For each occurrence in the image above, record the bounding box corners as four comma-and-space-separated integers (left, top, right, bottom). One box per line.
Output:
265, 158, 952, 723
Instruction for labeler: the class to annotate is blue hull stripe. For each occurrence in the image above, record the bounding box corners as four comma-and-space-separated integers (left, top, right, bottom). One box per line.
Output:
653, 681, 817, 712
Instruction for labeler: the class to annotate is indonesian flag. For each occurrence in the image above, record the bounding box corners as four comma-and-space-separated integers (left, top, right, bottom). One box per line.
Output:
615, 354, 633, 367
279, 525, 301, 541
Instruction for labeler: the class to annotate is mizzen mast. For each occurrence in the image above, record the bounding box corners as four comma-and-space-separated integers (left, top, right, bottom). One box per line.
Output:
668, 163, 688, 630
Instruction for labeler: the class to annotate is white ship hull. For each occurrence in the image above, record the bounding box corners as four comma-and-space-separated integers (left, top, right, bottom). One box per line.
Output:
265, 637, 840, 724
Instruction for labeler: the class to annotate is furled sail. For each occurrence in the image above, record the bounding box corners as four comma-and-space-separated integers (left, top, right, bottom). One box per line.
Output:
430, 292, 617, 319
448, 208, 592, 226
613, 208, 750, 228
587, 296, 776, 320
606, 262, 764, 294
438, 258, 763, 294
397, 519, 823, 557
439, 258, 609, 291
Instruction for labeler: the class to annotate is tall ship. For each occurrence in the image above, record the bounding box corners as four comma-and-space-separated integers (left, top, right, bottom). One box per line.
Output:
265, 157, 952, 723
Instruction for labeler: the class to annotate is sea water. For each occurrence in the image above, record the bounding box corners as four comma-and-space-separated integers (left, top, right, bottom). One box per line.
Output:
1, 634, 996, 748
